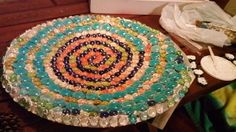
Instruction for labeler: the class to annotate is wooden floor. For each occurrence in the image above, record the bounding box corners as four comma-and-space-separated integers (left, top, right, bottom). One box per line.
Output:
0, 0, 232, 131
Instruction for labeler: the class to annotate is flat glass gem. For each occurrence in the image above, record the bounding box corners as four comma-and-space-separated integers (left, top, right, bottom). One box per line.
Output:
63, 115, 72, 125
80, 116, 89, 127
89, 116, 99, 127
110, 116, 118, 127
155, 104, 164, 114
99, 117, 109, 128
119, 115, 129, 126
147, 107, 156, 118
140, 112, 148, 121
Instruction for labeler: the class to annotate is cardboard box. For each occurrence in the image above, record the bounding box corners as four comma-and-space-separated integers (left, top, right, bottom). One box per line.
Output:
90, 0, 208, 15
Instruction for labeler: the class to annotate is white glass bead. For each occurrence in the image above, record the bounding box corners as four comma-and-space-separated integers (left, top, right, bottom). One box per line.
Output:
193, 69, 204, 75
187, 55, 196, 60
110, 116, 118, 127
119, 115, 129, 126
225, 53, 235, 60
99, 118, 109, 128
147, 107, 156, 118
190, 62, 197, 69
89, 116, 99, 127
197, 77, 208, 85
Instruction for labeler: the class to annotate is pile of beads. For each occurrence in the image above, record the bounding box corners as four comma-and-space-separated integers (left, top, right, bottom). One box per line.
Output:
187, 55, 207, 86
2, 15, 192, 127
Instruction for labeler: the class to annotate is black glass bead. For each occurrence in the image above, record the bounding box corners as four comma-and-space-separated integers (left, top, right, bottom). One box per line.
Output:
71, 109, 80, 115
100, 112, 109, 118
62, 109, 71, 115
97, 33, 101, 37
55, 72, 62, 76
65, 42, 70, 46
176, 56, 183, 64
109, 110, 118, 116
86, 34, 90, 37
114, 72, 121, 77
79, 35, 85, 39
147, 100, 156, 106
55, 53, 60, 57
101, 34, 106, 38
73, 37, 79, 41
69, 39, 74, 43
53, 68, 60, 73
92, 34, 97, 37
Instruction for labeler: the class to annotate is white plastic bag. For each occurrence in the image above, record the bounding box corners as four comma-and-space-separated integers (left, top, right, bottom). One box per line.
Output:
159, 1, 236, 47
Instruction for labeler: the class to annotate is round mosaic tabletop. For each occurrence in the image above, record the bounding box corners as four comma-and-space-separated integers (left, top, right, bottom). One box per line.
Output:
2, 15, 193, 128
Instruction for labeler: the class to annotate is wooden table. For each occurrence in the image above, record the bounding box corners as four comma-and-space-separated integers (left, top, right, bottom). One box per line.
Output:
0, 0, 235, 131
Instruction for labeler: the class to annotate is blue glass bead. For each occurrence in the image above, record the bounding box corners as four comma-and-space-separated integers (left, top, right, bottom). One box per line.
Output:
150, 37, 158, 45
175, 64, 186, 71
126, 87, 136, 94
99, 94, 112, 101
136, 44, 145, 51
110, 27, 119, 33
133, 38, 142, 45
92, 22, 100, 30
153, 94, 166, 102
149, 59, 158, 67
103, 23, 111, 31
113, 91, 125, 98
134, 95, 147, 103
151, 83, 162, 91
118, 30, 126, 37
71, 16, 81, 23
100, 111, 109, 118
151, 45, 159, 52
80, 104, 95, 112
97, 105, 108, 112
108, 102, 121, 110
166, 53, 177, 62
86, 93, 98, 100
72, 92, 85, 99
134, 103, 148, 111
167, 47, 176, 53
74, 26, 83, 32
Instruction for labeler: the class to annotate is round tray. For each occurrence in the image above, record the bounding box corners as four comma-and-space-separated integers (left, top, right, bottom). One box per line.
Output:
2, 15, 192, 128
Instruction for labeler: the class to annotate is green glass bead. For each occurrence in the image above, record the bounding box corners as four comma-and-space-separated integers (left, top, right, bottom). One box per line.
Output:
153, 94, 166, 102
113, 92, 125, 98
108, 102, 121, 110
175, 64, 186, 71
72, 92, 85, 99
80, 104, 95, 112
167, 47, 176, 53
86, 93, 98, 100
129, 115, 137, 124
99, 94, 112, 101
103, 23, 111, 30
150, 37, 158, 45
166, 54, 177, 62
151, 83, 162, 91
134, 96, 147, 103
133, 38, 142, 45
151, 45, 159, 52
134, 103, 148, 111
136, 44, 144, 51
18, 97, 30, 109
92, 22, 100, 29
179, 91, 185, 98
149, 60, 158, 67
